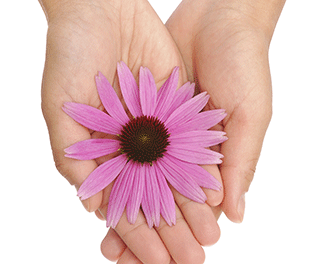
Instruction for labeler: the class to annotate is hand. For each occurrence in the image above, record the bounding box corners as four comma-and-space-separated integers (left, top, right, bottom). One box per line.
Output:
100, 206, 223, 264
40, 0, 223, 263
166, 0, 285, 223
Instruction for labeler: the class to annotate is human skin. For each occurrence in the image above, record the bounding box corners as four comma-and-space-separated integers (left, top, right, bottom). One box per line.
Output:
166, 0, 286, 223
100, 0, 285, 263
39, 0, 224, 263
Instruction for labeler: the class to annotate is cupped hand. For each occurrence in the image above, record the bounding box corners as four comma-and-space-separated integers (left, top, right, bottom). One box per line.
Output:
40, 0, 223, 263
166, 0, 282, 223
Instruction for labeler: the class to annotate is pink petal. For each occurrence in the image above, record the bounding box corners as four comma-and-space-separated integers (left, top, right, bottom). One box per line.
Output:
169, 130, 228, 148
117, 62, 142, 118
170, 109, 227, 134
139, 67, 157, 116
154, 67, 179, 121
141, 164, 161, 228
62, 102, 121, 135
163, 82, 195, 120
165, 92, 209, 131
154, 163, 176, 226
157, 155, 207, 203
169, 158, 221, 191
127, 162, 145, 224
106, 162, 135, 228
77, 154, 127, 200
166, 144, 223, 165
96, 71, 129, 125
65, 139, 120, 160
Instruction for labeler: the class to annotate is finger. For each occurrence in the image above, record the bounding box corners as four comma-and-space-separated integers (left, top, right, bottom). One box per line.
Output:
95, 209, 105, 221
220, 107, 271, 223
99, 178, 206, 264
117, 248, 144, 264
100, 206, 223, 263
99, 207, 171, 264
101, 228, 126, 262
211, 205, 222, 221
202, 164, 223, 207
155, 205, 206, 264
42, 93, 103, 212
172, 189, 221, 247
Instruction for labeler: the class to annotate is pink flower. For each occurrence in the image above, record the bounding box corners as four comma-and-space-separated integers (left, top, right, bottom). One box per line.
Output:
63, 62, 227, 228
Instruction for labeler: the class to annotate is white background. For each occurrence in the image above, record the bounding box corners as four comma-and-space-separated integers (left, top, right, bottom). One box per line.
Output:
1, 0, 311, 263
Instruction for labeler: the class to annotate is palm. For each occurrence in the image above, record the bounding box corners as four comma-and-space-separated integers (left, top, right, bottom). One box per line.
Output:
43, 0, 187, 185
43, 0, 186, 111
167, 2, 272, 221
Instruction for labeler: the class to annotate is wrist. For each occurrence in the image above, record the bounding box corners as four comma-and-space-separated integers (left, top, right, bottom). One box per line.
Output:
39, 0, 117, 23
218, 0, 286, 40
181, 0, 285, 43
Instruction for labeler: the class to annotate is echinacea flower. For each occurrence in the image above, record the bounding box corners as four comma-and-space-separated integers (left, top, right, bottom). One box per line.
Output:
63, 62, 227, 228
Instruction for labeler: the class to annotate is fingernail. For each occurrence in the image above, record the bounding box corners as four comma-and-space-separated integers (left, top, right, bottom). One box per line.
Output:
74, 184, 91, 212
81, 198, 90, 212
237, 193, 246, 223
98, 209, 106, 220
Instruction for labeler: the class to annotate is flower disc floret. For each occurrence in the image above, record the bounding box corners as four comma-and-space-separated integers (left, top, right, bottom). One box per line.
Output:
119, 115, 170, 164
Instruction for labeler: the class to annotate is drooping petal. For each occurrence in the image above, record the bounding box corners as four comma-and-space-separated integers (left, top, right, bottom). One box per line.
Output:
139, 67, 157, 116
154, 67, 179, 121
64, 138, 120, 160
117, 62, 142, 118
165, 92, 209, 131
167, 158, 221, 191
96, 71, 129, 125
77, 154, 127, 200
62, 102, 121, 135
170, 109, 227, 134
127, 162, 145, 224
166, 143, 223, 165
157, 155, 207, 203
154, 163, 176, 226
141, 164, 161, 228
106, 162, 135, 228
169, 130, 228, 148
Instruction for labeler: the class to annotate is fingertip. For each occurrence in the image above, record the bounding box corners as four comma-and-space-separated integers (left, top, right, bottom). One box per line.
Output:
201, 164, 224, 207
101, 228, 127, 262
205, 187, 223, 207
220, 164, 250, 223
202, 223, 221, 247
211, 205, 222, 221
185, 246, 205, 264
95, 209, 105, 221
79, 191, 103, 213
196, 211, 221, 247
221, 192, 245, 224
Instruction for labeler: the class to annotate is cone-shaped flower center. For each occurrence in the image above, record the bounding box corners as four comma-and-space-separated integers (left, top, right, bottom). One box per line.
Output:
119, 116, 170, 164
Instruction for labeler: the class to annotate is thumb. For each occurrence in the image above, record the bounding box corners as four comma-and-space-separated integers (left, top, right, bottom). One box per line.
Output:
41, 69, 104, 213
220, 106, 271, 223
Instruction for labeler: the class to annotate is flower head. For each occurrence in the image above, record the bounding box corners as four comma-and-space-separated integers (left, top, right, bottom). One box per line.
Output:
63, 62, 227, 228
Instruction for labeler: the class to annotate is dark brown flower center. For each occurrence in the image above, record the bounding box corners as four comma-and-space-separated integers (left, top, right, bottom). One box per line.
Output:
118, 116, 170, 164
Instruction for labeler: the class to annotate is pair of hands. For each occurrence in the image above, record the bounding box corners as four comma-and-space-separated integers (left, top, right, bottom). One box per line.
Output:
40, 0, 284, 263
